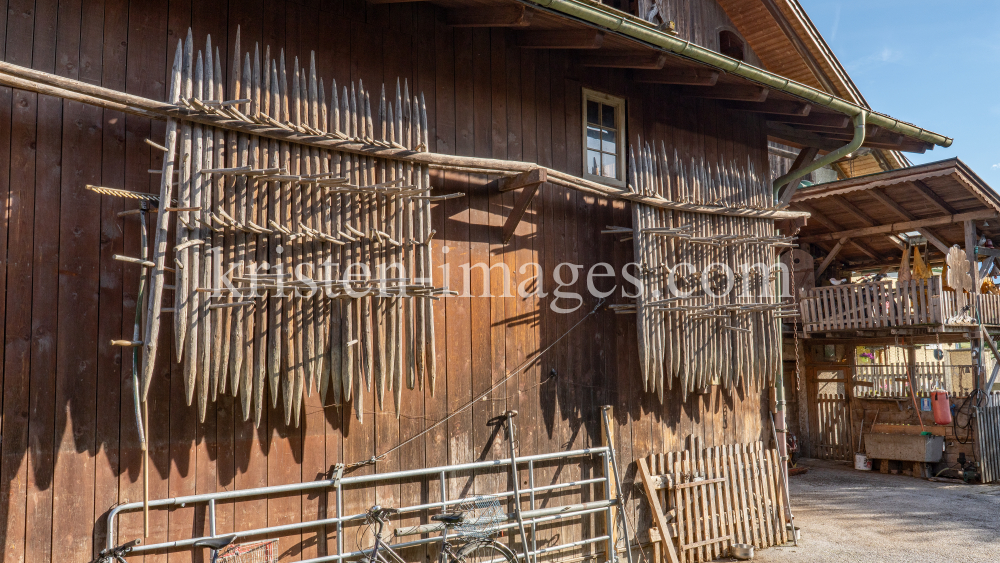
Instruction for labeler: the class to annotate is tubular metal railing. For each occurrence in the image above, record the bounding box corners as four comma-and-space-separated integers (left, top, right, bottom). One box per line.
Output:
106, 447, 616, 563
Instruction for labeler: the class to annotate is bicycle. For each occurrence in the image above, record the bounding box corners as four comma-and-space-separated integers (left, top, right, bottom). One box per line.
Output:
97, 539, 141, 563
364, 498, 517, 563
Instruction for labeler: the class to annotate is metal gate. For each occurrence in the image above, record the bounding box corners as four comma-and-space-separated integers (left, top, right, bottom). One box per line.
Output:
976, 394, 1000, 483
106, 447, 619, 563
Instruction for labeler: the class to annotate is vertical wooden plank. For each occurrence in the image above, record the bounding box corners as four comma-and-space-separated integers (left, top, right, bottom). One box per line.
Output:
0, 1, 39, 558
93, 0, 129, 555
23, 0, 64, 560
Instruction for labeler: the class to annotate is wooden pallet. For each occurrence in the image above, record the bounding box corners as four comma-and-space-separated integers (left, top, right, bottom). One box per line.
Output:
639, 440, 789, 563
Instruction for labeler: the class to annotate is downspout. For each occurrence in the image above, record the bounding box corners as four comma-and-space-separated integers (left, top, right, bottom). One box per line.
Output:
767, 115, 865, 492
772, 111, 868, 207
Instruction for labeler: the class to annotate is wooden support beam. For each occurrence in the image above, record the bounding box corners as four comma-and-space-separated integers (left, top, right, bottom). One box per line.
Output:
916, 228, 951, 255
578, 51, 667, 69
790, 202, 843, 233
980, 256, 996, 277
767, 113, 850, 129
816, 237, 848, 277
981, 325, 1000, 392
632, 68, 719, 86
799, 210, 999, 243
497, 168, 547, 192
966, 219, 980, 291
679, 84, 768, 102
850, 240, 882, 262
501, 170, 547, 243
515, 29, 604, 49
828, 196, 877, 227
776, 147, 819, 207
726, 100, 811, 116
867, 189, 952, 254
447, 5, 533, 27
911, 179, 957, 214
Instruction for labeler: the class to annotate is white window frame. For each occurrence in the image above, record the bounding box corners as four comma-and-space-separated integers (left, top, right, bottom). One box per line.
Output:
582, 88, 627, 188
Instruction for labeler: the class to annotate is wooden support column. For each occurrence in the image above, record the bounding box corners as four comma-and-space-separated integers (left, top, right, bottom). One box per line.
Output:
777, 147, 820, 207
966, 219, 980, 291
815, 237, 848, 278
501, 169, 547, 244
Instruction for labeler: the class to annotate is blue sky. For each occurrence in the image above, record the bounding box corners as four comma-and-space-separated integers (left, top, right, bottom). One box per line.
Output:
797, 1, 1000, 187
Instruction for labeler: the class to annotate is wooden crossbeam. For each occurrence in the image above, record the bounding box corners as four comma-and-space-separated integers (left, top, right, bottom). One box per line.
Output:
726, 100, 811, 116
799, 210, 999, 243
578, 51, 667, 69
632, 68, 719, 86
679, 84, 768, 102
447, 5, 533, 27
866, 189, 952, 254
515, 29, 604, 49
501, 169, 547, 244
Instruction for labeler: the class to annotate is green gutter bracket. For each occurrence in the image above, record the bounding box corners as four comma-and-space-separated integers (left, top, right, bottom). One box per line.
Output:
773, 111, 867, 207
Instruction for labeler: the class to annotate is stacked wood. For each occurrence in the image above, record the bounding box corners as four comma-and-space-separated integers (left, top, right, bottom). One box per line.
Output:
135, 30, 445, 427
626, 142, 786, 399
638, 440, 790, 563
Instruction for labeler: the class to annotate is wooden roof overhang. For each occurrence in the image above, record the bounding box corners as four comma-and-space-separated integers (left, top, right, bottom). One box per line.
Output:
790, 159, 1000, 270
378, 0, 950, 157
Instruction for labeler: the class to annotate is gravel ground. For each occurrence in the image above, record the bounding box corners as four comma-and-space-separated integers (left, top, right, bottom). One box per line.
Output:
731, 458, 1000, 563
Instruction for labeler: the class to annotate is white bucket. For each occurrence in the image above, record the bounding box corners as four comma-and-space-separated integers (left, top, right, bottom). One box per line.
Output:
855, 452, 872, 471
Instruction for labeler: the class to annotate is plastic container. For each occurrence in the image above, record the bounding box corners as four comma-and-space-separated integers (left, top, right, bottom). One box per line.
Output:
932, 390, 952, 425
732, 543, 754, 560
854, 452, 872, 471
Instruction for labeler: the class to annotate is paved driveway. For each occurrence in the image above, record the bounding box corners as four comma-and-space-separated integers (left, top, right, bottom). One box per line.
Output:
742, 459, 1000, 563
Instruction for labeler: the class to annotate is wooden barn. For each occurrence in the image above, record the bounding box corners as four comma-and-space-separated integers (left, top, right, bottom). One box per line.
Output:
0, 0, 955, 562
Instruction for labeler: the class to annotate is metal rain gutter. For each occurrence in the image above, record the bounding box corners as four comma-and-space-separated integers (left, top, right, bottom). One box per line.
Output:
774, 111, 867, 206
519, 0, 952, 150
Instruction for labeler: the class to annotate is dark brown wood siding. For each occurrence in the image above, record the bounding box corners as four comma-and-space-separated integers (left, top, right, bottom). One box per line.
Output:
0, 1, 771, 561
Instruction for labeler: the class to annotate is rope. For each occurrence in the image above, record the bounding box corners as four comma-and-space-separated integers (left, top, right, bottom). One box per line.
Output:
343, 297, 607, 470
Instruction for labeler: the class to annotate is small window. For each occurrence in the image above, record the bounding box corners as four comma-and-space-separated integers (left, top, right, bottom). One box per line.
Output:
583, 88, 626, 186
719, 30, 744, 61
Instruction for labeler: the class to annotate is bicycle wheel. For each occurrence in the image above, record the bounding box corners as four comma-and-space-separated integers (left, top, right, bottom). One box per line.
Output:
454, 540, 517, 563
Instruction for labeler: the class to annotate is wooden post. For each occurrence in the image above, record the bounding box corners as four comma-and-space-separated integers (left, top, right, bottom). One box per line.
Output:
966, 219, 980, 292
815, 237, 848, 278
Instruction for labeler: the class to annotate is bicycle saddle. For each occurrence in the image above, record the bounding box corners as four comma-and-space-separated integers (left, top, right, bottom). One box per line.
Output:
194, 535, 238, 550
431, 513, 465, 524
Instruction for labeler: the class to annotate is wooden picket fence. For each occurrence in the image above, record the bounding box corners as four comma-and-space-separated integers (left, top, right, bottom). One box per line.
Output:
639, 440, 789, 563
814, 394, 851, 461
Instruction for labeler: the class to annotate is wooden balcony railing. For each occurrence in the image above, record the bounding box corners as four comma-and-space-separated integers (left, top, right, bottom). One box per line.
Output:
796, 276, 1000, 332
852, 363, 974, 398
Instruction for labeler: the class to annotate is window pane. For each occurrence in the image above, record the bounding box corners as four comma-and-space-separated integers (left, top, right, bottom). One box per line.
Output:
587, 126, 601, 150
587, 150, 601, 175
602, 128, 616, 153
602, 104, 616, 128
602, 155, 617, 179
587, 100, 600, 124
